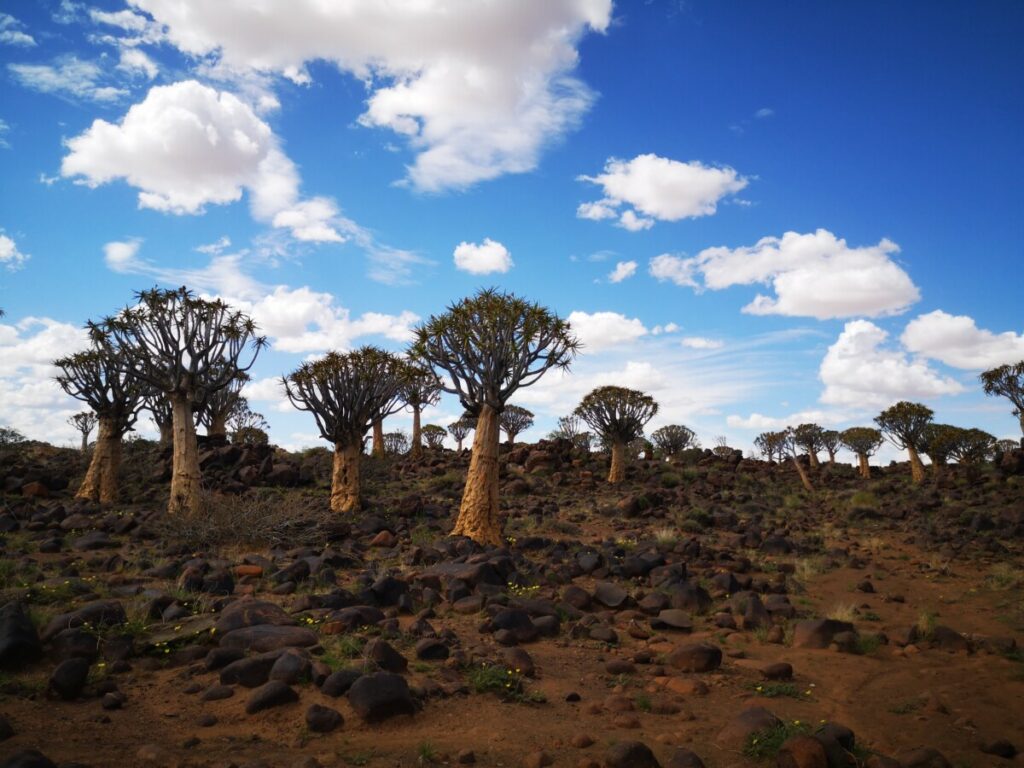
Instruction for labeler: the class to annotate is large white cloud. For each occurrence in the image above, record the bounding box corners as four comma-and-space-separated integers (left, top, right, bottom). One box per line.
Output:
566, 310, 647, 351
820, 320, 963, 408
453, 239, 513, 275
62, 80, 342, 242
649, 229, 920, 320
127, 0, 612, 192
0, 233, 30, 271
577, 154, 748, 230
901, 310, 1024, 370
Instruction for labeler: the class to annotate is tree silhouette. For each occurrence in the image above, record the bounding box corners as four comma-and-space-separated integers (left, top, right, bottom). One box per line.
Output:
575, 386, 658, 483
447, 417, 474, 452
782, 427, 814, 492
88, 287, 266, 515
68, 412, 98, 453
921, 423, 961, 477
754, 430, 788, 463
413, 289, 579, 545
196, 370, 248, 441
792, 423, 825, 468
500, 405, 534, 444
401, 364, 442, 459
144, 392, 174, 448
981, 361, 1024, 445
651, 424, 697, 458
54, 347, 144, 503
821, 429, 841, 464
839, 427, 883, 479
875, 401, 933, 484
422, 424, 447, 450
383, 430, 410, 456
227, 399, 269, 444
950, 428, 995, 464
283, 347, 405, 512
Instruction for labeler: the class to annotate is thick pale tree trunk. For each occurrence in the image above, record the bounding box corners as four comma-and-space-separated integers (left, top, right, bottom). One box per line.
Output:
807, 451, 820, 469
608, 441, 626, 484
452, 404, 502, 546
372, 419, 385, 459
456, 438, 464, 452
330, 442, 361, 513
169, 394, 203, 515
80, 431, 90, 453
208, 414, 228, 441
792, 456, 814, 492
857, 453, 871, 479
410, 407, 423, 460
907, 445, 926, 484
76, 418, 121, 503
1018, 411, 1024, 446
827, 449, 837, 464
158, 422, 173, 448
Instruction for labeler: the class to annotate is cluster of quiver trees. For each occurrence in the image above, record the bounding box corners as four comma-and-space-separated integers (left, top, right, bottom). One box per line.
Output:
47, 286, 1024, 547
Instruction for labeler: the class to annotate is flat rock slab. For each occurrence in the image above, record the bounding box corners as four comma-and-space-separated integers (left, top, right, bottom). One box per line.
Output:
214, 599, 295, 635
144, 615, 216, 651
219, 625, 318, 653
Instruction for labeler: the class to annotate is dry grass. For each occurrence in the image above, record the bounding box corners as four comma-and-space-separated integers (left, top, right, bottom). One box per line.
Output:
827, 602, 858, 623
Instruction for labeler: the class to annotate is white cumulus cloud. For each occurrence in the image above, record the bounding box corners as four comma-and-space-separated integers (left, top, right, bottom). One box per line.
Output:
453, 239, 513, 275
578, 154, 748, 230
127, 0, 612, 192
820, 320, 963, 408
650, 229, 920, 320
901, 310, 1024, 370
0, 233, 30, 271
9, 56, 127, 102
607, 260, 637, 283
567, 310, 647, 351
0, 13, 35, 47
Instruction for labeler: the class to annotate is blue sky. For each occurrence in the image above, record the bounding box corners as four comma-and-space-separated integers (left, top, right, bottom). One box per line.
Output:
1, 0, 1022, 459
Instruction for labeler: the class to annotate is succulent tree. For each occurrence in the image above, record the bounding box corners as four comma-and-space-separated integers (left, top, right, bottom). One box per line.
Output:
383, 430, 410, 456
782, 428, 814, 492
792, 423, 825, 468
575, 431, 594, 453
921, 423, 962, 476
413, 289, 579, 545
422, 424, 447, 450
144, 391, 174, 448
575, 386, 658, 484
283, 347, 405, 512
88, 287, 266, 515
196, 370, 248, 441
549, 414, 581, 441
68, 412, 98, 453
401, 364, 442, 459
950, 428, 995, 464
227, 399, 270, 444
981, 362, 1024, 445
754, 430, 787, 463
0, 426, 26, 446
447, 417, 474, 452
839, 427, 883, 479
54, 347, 145, 503
821, 429, 841, 464
875, 401, 933, 484
651, 424, 697, 459
995, 438, 1020, 456
500, 405, 534, 445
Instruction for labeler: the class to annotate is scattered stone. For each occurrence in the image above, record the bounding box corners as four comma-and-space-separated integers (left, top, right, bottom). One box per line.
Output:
666, 643, 721, 672
48, 657, 90, 700
0, 602, 42, 667
347, 672, 416, 722
605, 741, 661, 768
777, 735, 828, 768
305, 703, 343, 733
245, 680, 299, 714
791, 619, 855, 649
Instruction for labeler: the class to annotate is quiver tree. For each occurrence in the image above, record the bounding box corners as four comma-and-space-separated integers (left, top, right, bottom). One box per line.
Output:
412, 289, 579, 545
981, 362, 1024, 445
144, 392, 174, 448
422, 424, 447, 450
283, 347, 405, 513
54, 348, 145, 504
228, 401, 269, 444
921, 424, 961, 477
574, 386, 658, 484
68, 412, 98, 453
950, 428, 995, 464
551, 414, 581, 441
500, 405, 534, 445
792, 423, 825, 468
839, 427, 883, 479
821, 430, 841, 464
754, 430, 787, 463
197, 370, 248, 441
447, 417, 474, 452
88, 286, 266, 516
651, 424, 696, 459
575, 431, 593, 453
782, 427, 814, 492
875, 401, 933, 484
995, 438, 1020, 456
401, 364, 442, 459
384, 430, 410, 456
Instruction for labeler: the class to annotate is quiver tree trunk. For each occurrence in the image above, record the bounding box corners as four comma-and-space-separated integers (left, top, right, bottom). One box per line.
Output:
372, 419, 385, 459
75, 418, 122, 504
807, 451, 820, 469
608, 441, 626, 484
158, 422, 173, 449
169, 394, 203, 515
827, 450, 837, 464
80, 432, 89, 453
410, 407, 423, 460
792, 456, 814, 492
331, 443, 361, 513
907, 445, 926, 484
452, 404, 502, 546
857, 453, 871, 479
208, 414, 228, 441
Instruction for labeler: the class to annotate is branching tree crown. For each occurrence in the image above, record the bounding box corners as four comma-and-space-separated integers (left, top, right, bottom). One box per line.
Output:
197, 370, 249, 432
574, 386, 658, 444
921, 423, 962, 465
68, 412, 98, 447
875, 401, 933, 449
383, 430, 410, 456
411, 288, 579, 414
840, 427, 883, 457
401, 364, 442, 410
500, 405, 534, 442
650, 424, 697, 457
981, 361, 1024, 437
950, 428, 995, 464
792, 423, 825, 455
54, 348, 144, 434
282, 347, 406, 447
754, 430, 788, 462
447, 417, 473, 444
422, 424, 447, 449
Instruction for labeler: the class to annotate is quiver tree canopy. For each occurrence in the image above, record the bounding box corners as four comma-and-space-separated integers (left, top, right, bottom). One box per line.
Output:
875, 401, 933, 484
144, 391, 174, 447
412, 288, 579, 545
575, 385, 658, 483
792, 423, 825, 468
840, 427, 883, 479
401, 363, 442, 458
197, 370, 248, 439
87, 286, 266, 515
68, 412, 98, 452
499, 405, 534, 443
949, 428, 995, 464
820, 429, 841, 463
54, 347, 145, 504
228, 399, 269, 444
422, 424, 447, 449
447, 417, 473, 450
650, 424, 697, 457
921, 423, 962, 468
754, 430, 788, 463
283, 346, 406, 512
981, 361, 1024, 440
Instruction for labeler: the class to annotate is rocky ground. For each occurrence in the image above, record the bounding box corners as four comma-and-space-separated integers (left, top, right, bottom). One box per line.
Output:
1, 438, 1024, 768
